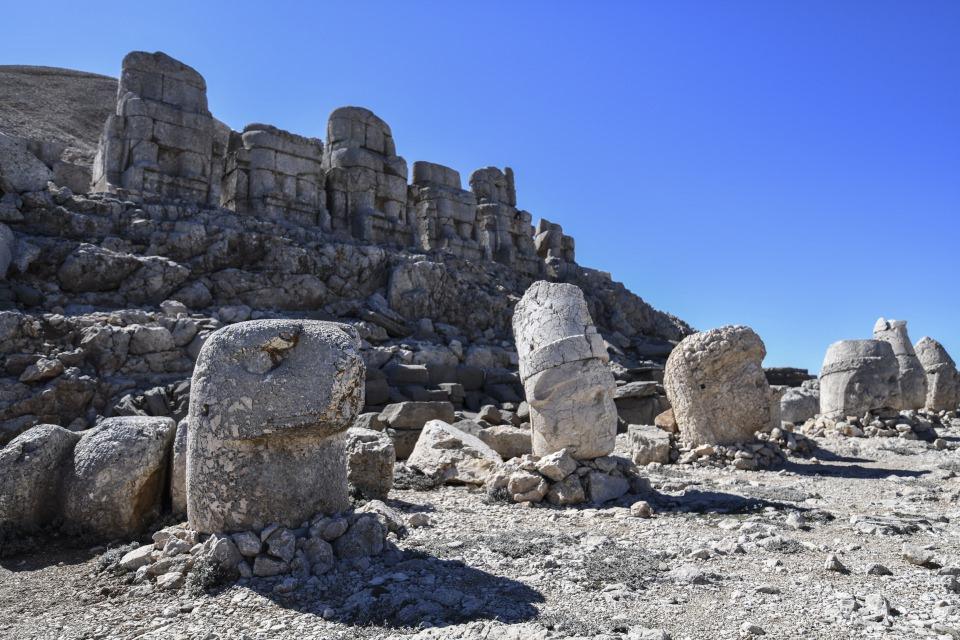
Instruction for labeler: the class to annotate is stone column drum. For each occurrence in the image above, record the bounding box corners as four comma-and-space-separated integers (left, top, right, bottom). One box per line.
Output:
186, 320, 365, 533
873, 318, 927, 411
819, 339, 900, 418
512, 281, 617, 460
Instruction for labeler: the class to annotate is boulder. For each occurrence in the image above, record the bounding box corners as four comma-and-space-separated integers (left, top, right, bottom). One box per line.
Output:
380, 401, 456, 430
512, 281, 617, 459
345, 426, 395, 500
478, 424, 532, 459
779, 386, 820, 424
57, 243, 141, 293
915, 337, 959, 412
406, 420, 502, 485
62, 416, 176, 538
0, 425, 79, 534
664, 325, 775, 446
873, 318, 928, 410
186, 320, 364, 533
586, 471, 630, 504
627, 424, 672, 466
819, 339, 900, 418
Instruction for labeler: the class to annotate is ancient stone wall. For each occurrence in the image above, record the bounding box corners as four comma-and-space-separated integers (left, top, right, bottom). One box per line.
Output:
91, 52, 226, 206
221, 124, 326, 228
87, 50, 578, 280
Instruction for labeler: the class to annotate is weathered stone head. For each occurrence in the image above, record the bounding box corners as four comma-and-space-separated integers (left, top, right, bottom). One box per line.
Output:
186, 320, 365, 533
915, 336, 959, 412
664, 325, 775, 446
873, 318, 927, 410
513, 281, 617, 460
819, 339, 900, 418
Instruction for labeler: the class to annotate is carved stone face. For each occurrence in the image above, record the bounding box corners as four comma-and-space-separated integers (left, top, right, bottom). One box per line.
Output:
819, 340, 900, 418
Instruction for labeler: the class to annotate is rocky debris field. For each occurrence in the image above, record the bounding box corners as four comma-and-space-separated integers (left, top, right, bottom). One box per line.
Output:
3, 420, 960, 640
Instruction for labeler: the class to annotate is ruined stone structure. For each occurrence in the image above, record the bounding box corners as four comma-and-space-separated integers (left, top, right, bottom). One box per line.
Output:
186, 320, 364, 533
91, 52, 227, 205
221, 124, 326, 228
409, 161, 481, 259
915, 337, 959, 412
819, 339, 900, 418
86, 52, 577, 279
873, 318, 928, 411
664, 325, 776, 446
512, 281, 617, 460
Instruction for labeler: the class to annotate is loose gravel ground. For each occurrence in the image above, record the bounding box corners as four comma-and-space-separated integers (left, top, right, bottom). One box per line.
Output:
2, 427, 959, 640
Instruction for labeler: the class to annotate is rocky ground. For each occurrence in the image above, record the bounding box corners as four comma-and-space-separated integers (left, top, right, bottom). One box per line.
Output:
2, 423, 959, 640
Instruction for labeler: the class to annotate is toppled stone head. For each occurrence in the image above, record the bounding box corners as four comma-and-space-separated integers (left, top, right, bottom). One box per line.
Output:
664, 325, 775, 446
873, 318, 927, 411
512, 281, 617, 460
915, 336, 959, 412
186, 319, 365, 533
819, 339, 900, 418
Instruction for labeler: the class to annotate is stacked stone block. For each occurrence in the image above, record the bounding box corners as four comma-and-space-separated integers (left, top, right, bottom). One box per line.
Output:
91, 52, 226, 205
322, 107, 410, 245
222, 124, 327, 227
409, 161, 481, 259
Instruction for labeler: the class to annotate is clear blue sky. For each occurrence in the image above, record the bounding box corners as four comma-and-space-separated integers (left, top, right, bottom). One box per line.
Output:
3, 1, 958, 373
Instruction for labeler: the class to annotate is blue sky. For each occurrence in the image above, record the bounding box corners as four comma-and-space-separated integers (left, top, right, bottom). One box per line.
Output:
3, 1, 958, 372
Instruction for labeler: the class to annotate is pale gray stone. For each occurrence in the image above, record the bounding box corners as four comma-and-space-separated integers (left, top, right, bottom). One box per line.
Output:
819, 339, 900, 418
170, 420, 187, 516
915, 337, 959, 412
346, 426, 395, 500
512, 281, 617, 459
664, 325, 775, 446
0, 424, 79, 533
874, 318, 927, 410
627, 424, 672, 466
779, 386, 820, 424
406, 420, 501, 485
186, 320, 364, 533
62, 416, 176, 538
586, 471, 630, 504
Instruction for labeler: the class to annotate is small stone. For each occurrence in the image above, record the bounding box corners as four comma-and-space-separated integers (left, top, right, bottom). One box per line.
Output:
903, 543, 938, 568
265, 528, 296, 563
118, 546, 155, 572
825, 553, 848, 573
534, 448, 579, 482
231, 531, 262, 557
156, 572, 185, 590
253, 555, 288, 577
407, 513, 431, 528
866, 563, 892, 576
739, 622, 765, 636
630, 501, 653, 518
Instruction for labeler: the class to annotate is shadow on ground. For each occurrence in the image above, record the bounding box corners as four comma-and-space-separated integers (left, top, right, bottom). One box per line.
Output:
650, 488, 806, 514
781, 460, 928, 480
215, 548, 543, 628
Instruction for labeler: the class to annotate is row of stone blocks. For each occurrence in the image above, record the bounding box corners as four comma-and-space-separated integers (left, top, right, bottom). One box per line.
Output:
90, 51, 575, 276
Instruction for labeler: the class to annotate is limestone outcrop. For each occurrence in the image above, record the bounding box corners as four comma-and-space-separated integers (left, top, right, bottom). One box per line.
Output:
819, 339, 900, 418
186, 320, 364, 533
915, 337, 959, 412
664, 325, 775, 446
512, 281, 617, 460
873, 318, 927, 411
